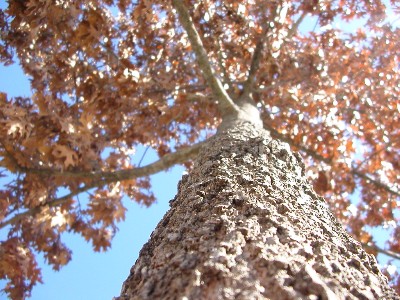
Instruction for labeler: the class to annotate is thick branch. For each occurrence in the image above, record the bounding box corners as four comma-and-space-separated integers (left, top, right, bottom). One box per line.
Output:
171, 0, 238, 116
0, 142, 204, 229
19, 141, 205, 180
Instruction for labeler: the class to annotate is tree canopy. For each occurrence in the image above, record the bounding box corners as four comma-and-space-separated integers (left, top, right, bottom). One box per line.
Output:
0, 0, 399, 298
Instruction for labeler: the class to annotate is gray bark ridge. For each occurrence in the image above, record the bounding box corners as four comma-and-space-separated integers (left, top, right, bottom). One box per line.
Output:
118, 120, 399, 299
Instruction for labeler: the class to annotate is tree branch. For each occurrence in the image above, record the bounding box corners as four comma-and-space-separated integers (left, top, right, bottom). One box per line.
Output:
287, 10, 308, 39
263, 122, 400, 198
0, 180, 105, 230
0, 141, 205, 229
263, 122, 330, 163
242, 2, 289, 99
18, 141, 205, 180
215, 39, 233, 93
351, 170, 400, 197
171, 0, 238, 116
241, 27, 269, 98
363, 243, 400, 261
0, 207, 41, 230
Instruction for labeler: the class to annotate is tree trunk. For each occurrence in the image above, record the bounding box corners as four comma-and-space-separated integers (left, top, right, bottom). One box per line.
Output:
118, 122, 399, 300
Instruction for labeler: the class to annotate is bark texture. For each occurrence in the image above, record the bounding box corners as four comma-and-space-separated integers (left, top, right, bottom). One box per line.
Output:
118, 122, 399, 300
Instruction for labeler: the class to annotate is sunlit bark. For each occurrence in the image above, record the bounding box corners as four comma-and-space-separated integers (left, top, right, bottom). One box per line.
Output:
119, 122, 399, 299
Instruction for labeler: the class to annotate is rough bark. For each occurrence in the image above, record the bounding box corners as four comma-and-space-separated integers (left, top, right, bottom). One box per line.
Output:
118, 121, 399, 300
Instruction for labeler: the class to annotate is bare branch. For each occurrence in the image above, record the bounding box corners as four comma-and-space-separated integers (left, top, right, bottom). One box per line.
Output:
352, 170, 400, 197
171, 0, 238, 116
242, 27, 269, 98
287, 10, 308, 39
363, 243, 400, 261
18, 141, 205, 180
0, 207, 41, 230
0, 141, 205, 229
185, 92, 209, 102
242, 2, 289, 99
0, 179, 109, 229
201, 4, 233, 92
215, 39, 233, 92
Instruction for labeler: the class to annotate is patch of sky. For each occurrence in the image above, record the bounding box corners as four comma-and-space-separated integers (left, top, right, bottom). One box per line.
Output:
0, 59, 32, 98
298, 13, 367, 36
296, 2, 400, 37
348, 185, 400, 276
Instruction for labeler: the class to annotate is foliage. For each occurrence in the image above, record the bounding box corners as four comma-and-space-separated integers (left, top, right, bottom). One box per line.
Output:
0, 0, 399, 298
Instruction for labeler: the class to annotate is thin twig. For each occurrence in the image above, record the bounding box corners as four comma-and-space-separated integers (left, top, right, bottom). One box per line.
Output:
138, 146, 150, 167
352, 137, 400, 173
287, 10, 308, 39
0, 178, 113, 229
